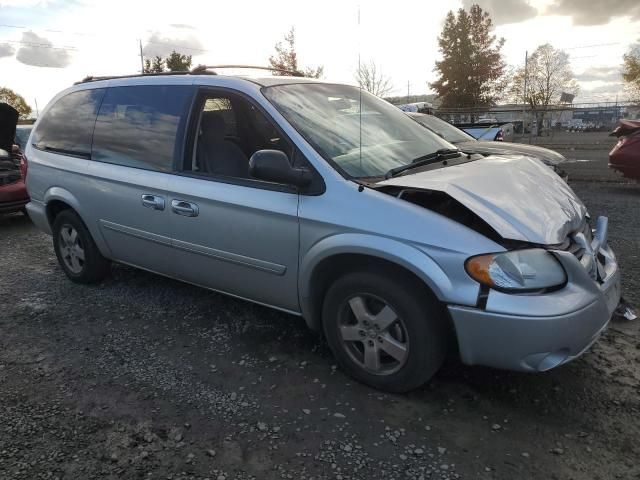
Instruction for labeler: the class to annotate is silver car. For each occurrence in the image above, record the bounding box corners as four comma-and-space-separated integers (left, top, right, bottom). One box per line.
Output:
25, 72, 621, 392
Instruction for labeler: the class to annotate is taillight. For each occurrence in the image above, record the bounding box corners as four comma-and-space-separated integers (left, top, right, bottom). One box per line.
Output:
20, 154, 28, 179
495, 129, 504, 141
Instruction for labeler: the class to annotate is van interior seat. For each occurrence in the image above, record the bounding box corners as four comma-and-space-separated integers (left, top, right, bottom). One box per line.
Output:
197, 113, 248, 178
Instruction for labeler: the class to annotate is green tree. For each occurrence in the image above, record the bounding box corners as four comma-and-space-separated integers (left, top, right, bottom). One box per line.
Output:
143, 56, 165, 73
511, 44, 579, 133
622, 42, 640, 101
268, 27, 323, 78
165, 51, 192, 72
431, 4, 506, 109
0, 87, 32, 118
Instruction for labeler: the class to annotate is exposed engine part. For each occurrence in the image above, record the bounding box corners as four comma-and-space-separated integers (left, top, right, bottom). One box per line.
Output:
380, 186, 506, 244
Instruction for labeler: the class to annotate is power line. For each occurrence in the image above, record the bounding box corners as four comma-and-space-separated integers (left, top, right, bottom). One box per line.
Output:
2, 39, 77, 50
0, 23, 94, 36
144, 40, 208, 53
560, 42, 622, 50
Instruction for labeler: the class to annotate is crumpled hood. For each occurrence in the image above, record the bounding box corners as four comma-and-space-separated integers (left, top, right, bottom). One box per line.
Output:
455, 140, 566, 166
379, 154, 586, 245
0, 103, 19, 154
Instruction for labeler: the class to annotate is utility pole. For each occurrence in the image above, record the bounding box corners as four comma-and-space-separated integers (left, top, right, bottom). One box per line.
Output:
522, 50, 528, 142
139, 39, 144, 74
34, 98, 39, 118
407, 80, 410, 102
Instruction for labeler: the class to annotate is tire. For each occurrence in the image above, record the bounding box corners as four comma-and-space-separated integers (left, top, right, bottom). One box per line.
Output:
52, 209, 110, 284
322, 269, 447, 393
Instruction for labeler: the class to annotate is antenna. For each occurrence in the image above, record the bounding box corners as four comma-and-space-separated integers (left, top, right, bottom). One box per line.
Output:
358, 4, 362, 173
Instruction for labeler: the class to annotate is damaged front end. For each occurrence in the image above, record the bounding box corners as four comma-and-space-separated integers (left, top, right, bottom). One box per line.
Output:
371, 153, 630, 325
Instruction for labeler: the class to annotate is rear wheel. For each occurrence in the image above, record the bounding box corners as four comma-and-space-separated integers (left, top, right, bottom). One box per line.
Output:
52, 210, 110, 283
322, 270, 448, 392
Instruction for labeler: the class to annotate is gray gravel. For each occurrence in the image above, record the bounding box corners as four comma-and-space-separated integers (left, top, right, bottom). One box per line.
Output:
0, 138, 638, 479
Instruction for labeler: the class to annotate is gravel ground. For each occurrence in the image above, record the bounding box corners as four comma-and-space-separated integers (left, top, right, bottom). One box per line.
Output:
1, 143, 638, 480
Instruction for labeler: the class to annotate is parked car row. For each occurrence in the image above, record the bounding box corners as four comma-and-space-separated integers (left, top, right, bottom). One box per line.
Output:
12, 71, 622, 392
406, 112, 569, 180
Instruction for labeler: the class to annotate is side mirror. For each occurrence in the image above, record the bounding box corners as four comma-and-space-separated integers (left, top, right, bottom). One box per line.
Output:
249, 150, 312, 188
0, 149, 9, 160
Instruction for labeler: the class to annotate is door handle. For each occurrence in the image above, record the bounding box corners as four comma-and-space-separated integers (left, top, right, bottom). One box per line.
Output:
141, 194, 165, 210
171, 199, 199, 217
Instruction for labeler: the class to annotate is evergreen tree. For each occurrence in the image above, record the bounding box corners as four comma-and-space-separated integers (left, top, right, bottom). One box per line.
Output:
431, 5, 506, 108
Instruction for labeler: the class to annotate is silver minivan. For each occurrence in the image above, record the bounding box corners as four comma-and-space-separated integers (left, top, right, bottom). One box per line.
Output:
25, 71, 621, 392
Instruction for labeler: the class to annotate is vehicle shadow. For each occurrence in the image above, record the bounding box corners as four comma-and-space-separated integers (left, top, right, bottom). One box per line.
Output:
0, 211, 31, 227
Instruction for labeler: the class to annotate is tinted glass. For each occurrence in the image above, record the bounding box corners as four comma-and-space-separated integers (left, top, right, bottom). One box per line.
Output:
32, 89, 105, 157
15, 127, 33, 149
263, 84, 455, 178
412, 115, 475, 144
92, 85, 192, 172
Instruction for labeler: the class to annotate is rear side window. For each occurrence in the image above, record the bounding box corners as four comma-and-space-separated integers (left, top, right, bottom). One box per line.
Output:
92, 85, 192, 172
32, 89, 105, 157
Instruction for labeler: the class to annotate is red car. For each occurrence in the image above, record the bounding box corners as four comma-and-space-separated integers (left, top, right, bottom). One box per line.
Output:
0, 103, 29, 214
609, 119, 640, 181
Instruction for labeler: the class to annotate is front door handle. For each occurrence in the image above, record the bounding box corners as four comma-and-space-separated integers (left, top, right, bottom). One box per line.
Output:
171, 199, 199, 217
141, 194, 165, 210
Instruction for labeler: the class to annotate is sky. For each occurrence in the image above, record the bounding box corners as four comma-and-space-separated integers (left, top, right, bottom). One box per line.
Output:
0, 0, 639, 113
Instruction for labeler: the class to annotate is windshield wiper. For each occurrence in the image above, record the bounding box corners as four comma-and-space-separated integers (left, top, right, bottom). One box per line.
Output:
384, 148, 462, 179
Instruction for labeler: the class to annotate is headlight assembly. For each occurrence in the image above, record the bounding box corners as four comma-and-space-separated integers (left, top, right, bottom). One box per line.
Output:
465, 249, 567, 292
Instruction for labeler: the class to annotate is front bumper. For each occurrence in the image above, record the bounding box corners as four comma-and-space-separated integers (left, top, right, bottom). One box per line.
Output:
449, 246, 621, 372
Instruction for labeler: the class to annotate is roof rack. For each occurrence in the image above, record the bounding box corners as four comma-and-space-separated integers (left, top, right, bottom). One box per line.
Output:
191, 64, 304, 76
75, 65, 302, 85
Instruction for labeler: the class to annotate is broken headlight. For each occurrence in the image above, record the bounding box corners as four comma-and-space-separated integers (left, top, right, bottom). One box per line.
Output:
465, 249, 567, 292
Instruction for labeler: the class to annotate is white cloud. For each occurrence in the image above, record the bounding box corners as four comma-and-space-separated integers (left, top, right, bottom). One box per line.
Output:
15, 31, 73, 68
142, 31, 205, 58
463, 0, 538, 25
0, 43, 15, 58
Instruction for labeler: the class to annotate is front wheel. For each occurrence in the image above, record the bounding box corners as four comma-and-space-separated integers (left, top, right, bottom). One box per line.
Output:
322, 270, 448, 392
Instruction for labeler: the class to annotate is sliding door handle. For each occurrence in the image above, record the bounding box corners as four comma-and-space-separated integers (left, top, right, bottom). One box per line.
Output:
171, 199, 199, 217
141, 194, 165, 210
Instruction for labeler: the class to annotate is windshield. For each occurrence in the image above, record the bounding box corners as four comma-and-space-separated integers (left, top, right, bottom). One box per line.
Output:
263, 83, 456, 178
15, 127, 32, 148
411, 114, 475, 144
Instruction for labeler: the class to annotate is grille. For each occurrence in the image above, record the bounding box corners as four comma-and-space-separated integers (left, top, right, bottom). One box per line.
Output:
564, 220, 606, 283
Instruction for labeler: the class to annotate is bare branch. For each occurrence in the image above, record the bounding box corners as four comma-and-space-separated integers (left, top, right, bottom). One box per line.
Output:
354, 61, 394, 97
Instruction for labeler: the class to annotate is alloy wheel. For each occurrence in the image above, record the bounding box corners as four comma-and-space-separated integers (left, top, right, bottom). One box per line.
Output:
58, 224, 85, 274
338, 293, 409, 375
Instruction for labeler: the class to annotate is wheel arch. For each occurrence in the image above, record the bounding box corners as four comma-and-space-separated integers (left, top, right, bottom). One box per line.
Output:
299, 234, 454, 332
44, 187, 84, 227
44, 187, 112, 259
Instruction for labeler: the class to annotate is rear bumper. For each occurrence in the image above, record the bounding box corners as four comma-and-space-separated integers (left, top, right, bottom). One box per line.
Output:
0, 180, 29, 213
449, 250, 621, 372
25, 199, 51, 234
0, 197, 29, 213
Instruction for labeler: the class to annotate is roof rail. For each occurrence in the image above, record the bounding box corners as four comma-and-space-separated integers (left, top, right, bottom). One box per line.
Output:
75, 69, 215, 85
191, 64, 304, 76
75, 64, 302, 85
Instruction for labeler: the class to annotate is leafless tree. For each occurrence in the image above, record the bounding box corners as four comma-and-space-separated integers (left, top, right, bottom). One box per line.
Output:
355, 61, 393, 97
511, 44, 579, 134
622, 42, 640, 102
